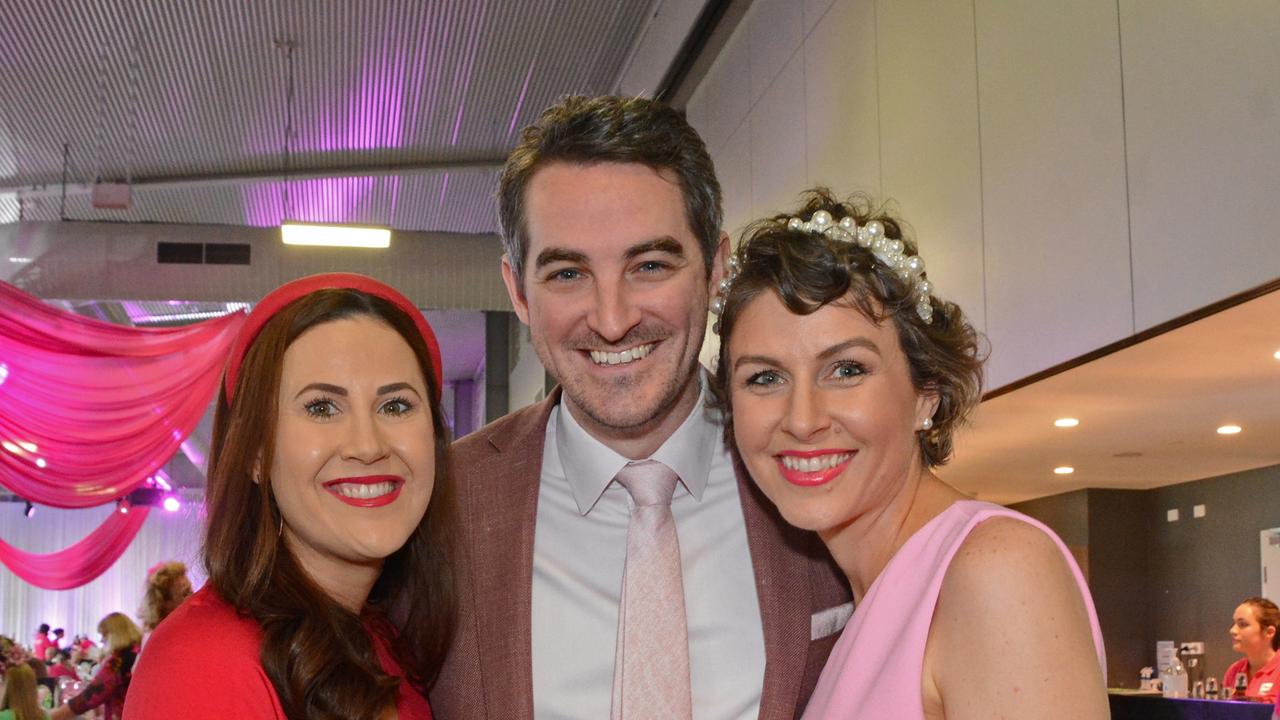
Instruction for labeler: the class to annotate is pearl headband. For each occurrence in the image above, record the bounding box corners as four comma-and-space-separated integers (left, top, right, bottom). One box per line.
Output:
711, 209, 936, 332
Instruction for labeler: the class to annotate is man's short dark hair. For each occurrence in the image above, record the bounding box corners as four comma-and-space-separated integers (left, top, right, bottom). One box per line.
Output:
498, 95, 722, 288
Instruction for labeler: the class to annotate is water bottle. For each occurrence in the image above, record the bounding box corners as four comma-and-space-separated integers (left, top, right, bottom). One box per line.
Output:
1162, 653, 1189, 698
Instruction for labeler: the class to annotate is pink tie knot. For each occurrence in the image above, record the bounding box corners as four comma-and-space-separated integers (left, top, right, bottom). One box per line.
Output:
615, 460, 678, 507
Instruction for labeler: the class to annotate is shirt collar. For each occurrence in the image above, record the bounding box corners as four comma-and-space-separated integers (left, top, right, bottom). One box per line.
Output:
555, 371, 721, 515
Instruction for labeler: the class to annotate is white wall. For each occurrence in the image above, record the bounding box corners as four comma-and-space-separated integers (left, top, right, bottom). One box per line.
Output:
686, 0, 1280, 390
0, 500, 205, 643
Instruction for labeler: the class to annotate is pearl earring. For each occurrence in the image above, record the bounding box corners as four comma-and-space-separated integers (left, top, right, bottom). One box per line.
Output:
921, 417, 934, 431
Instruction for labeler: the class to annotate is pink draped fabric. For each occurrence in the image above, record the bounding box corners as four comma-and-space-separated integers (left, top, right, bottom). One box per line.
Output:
1, 280, 244, 589
0, 281, 244, 508
0, 505, 151, 590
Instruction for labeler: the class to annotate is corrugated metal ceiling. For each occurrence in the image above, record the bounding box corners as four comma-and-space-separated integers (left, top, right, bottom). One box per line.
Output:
0, 0, 661, 232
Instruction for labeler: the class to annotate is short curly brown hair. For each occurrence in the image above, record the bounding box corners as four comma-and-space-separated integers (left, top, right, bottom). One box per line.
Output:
709, 189, 985, 467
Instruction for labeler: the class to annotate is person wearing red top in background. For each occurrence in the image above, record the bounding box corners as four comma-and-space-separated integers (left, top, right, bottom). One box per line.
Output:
46, 649, 76, 681
1224, 597, 1280, 702
30, 624, 52, 664
124, 275, 455, 720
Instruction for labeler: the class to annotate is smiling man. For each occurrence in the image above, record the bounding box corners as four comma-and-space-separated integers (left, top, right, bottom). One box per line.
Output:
431, 96, 850, 720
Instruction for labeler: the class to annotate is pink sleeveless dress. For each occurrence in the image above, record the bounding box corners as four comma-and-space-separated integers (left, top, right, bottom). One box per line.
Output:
802, 500, 1106, 718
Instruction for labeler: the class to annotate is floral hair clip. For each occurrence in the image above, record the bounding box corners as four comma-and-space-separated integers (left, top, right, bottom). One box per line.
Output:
710, 209, 936, 333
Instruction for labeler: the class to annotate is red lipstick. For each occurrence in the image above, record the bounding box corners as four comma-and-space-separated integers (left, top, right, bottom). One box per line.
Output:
322, 475, 403, 508
775, 450, 855, 487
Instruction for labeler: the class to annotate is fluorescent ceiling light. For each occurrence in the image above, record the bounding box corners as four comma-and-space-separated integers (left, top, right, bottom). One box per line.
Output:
281, 222, 390, 248
1217, 424, 1242, 435
1053, 466, 1075, 475
1053, 418, 1079, 428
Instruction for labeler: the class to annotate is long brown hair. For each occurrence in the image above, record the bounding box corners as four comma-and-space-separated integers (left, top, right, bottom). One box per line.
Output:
1, 664, 42, 720
204, 289, 455, 720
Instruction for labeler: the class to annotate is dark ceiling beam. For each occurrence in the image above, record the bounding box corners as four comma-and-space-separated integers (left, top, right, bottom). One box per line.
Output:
656, 0, 751, 108
1, 157, 508, 199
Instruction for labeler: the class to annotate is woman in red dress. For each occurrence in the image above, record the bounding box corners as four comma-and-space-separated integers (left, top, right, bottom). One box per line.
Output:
125, 274, 455, 720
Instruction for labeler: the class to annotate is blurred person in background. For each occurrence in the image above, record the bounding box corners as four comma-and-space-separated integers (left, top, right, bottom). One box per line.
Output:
137, 561, 194, 648
1225, 597, 1280, 702
29, 628, 50, 668
49, 612, 140, 720
1, 663, 48, 720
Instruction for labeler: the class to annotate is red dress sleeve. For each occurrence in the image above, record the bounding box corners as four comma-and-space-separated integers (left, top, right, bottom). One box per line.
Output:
123, 587, 285, 719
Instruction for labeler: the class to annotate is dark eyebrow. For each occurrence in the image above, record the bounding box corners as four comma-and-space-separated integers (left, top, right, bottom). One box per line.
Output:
732, 338, 881, 372
533, 237, 686, 272
624, 237, 685, 261
377, 381, 422, 398
817, 338, 881, 360
296, 382, 346, 399
295, 382, 423, 399
533, 248, 587, 271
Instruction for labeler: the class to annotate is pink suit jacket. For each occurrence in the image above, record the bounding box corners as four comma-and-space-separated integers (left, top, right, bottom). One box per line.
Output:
429, 390, 852, 719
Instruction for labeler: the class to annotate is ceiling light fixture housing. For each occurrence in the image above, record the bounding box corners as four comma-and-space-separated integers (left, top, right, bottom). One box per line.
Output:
281, 222, 391, 248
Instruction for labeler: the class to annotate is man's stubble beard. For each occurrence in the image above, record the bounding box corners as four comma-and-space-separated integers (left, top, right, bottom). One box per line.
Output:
566, 350, 703, 440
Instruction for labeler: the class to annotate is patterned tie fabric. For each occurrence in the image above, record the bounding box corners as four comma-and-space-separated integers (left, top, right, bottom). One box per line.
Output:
609, 460, 693, 720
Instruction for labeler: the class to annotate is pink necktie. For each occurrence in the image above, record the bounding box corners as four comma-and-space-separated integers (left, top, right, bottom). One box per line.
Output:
610, 460, 693, 720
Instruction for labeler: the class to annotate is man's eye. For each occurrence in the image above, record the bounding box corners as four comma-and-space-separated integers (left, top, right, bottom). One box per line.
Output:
547, 268, 582, 282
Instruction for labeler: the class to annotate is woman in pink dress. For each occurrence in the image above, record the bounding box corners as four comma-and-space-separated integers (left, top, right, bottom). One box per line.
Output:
125, 274, 455, 720
710, 190, 1108, 719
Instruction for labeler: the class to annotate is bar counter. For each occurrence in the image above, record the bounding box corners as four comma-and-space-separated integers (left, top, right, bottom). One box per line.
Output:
1109, 692, 1273, 720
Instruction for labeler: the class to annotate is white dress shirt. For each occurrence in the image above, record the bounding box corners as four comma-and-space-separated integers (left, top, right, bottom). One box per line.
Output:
531, 375, 766, 719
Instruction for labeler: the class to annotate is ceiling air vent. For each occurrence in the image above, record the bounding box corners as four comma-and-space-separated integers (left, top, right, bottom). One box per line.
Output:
204, 243, 251, 265
156, 242, 251, 265
157, 242, 203, 264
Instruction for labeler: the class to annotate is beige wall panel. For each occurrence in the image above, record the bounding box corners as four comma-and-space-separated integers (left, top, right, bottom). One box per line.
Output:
750, 52, 809, 220
718, 121, 755, 240
1119, 1, 1280, 329
876, 0, 987, 350
746, 0, 805, 107
975, 0, 1132, 389
802, 0, 839, 35
804, 0, 881, 197
685, 23, 752, 155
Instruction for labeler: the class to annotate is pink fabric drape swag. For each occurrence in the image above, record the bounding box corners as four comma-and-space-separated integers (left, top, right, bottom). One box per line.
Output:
0, 505, 151, 590
1, 281, 245, 588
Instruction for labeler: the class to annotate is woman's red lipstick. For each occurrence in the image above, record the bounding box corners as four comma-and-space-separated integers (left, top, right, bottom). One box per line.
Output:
775, 449, 855, 487
322, 475, 403, 508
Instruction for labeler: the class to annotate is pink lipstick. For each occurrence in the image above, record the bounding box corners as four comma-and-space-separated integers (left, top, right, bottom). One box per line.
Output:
775, 449, 855, 487
322, 475, 403, 508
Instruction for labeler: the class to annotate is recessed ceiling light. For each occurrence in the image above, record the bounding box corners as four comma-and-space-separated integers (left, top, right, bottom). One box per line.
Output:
1217, 425, 1242, 435
1054, 418, 1079, 428
1054, 466, 1074, 475
280, 222, 391, 248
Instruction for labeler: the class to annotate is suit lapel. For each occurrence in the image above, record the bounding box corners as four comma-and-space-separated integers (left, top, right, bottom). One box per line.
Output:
466, 391, 560, 720
736, 459, 814, 720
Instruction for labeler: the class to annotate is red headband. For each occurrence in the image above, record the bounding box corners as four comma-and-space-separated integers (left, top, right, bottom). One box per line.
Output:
224, 273, 443, 403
